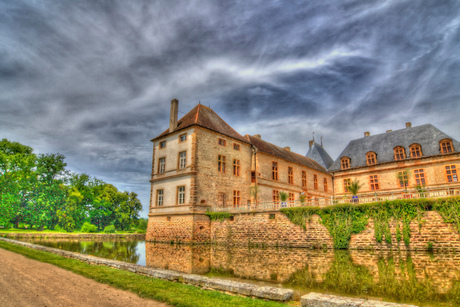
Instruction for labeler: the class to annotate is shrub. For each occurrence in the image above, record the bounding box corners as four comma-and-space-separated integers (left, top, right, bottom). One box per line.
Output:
80, 222, 98, 233
103, 225, 116, 234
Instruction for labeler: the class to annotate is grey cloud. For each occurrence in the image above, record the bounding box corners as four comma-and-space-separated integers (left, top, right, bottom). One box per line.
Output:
1, 0, 459, 216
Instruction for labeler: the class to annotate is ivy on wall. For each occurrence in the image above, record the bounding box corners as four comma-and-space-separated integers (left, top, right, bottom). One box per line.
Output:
206, 211, 232, 222
280, 197, 460, 249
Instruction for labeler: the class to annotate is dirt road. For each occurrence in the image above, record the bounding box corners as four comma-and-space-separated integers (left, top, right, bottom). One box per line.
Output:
0, 247, 169, 307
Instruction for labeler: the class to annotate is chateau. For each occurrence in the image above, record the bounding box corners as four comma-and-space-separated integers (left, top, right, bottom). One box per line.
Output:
147, 99, 460, 243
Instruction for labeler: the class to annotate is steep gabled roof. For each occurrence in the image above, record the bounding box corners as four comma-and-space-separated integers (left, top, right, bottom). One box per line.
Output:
245, 135, 329, 174
152, 104, 250, 144
329, 124, 460, 172
306, 142, 334, 169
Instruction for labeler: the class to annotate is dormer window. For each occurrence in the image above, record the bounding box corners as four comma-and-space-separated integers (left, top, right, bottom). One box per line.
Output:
366, 152, 377, 166
409, 144, 422, 158
394, 146, 405, 161
341, 157, 350, 170
440, 139, 453, 154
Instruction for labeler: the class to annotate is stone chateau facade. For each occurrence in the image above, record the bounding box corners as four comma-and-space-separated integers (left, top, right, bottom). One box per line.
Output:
147, 99, 460, 243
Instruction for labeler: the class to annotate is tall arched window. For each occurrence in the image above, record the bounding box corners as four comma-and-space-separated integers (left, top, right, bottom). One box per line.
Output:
440, 139, 454, 154
341, 157, 351, 170
394, 146, 406, 161
409, 144, 422, 158
366, 152, 377, 165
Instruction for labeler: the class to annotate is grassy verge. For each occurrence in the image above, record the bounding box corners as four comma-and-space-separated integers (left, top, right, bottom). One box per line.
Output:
0, 241, 289, 307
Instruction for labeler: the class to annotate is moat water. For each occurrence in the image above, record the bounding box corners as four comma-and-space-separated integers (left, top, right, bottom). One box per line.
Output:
26, 239, 460, 306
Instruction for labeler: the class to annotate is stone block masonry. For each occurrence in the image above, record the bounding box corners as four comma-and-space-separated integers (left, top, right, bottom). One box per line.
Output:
148, 207, 460, 251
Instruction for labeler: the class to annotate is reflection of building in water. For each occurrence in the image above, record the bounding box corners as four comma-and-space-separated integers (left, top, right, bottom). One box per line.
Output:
145, 242, 333, 283
145, 242, 460, 299
145, 242, 210, 274
350, 250, 460, 294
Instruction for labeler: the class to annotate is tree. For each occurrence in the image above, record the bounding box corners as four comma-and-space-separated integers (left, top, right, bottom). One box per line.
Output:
0, 139, 36, 226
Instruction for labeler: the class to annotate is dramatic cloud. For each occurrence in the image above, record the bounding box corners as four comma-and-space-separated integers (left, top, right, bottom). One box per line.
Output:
1, 0, 460, 216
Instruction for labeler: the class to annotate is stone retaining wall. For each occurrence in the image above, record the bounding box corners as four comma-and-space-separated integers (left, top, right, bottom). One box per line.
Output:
208, 210, 460, 251
0, 233, 145, 241
301, 293, 416, 307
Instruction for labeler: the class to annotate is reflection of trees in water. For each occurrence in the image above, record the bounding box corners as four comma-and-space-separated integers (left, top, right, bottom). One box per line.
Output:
285, 250, 460, 305
33, 240, 140, 264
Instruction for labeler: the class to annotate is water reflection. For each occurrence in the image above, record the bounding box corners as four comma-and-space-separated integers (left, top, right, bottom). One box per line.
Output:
31, 239, 143, 265
28, 239, 460, 305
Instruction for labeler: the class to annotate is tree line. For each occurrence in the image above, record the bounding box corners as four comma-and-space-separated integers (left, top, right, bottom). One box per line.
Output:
0, 139, 143, 232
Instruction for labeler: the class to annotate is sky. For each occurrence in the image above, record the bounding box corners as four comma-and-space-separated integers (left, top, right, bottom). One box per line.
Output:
1, 0, 460, 217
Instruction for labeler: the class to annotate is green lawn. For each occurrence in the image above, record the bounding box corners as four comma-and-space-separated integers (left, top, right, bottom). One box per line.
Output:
0, 241, 291, 307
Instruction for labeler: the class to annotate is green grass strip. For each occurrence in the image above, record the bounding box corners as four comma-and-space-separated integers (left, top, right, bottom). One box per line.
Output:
0, 241, 288, 307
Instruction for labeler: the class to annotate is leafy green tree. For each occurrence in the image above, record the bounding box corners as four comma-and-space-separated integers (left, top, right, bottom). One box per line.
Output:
0, 139, 36, 226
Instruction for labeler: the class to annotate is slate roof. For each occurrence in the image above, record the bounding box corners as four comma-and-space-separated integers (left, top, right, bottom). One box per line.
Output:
329, 124, 460, 172
306, 142, 334, 169
245, 135, 329, 174
152, 104, 250, 144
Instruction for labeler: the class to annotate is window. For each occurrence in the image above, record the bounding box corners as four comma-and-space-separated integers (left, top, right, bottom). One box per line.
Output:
397, 171, 409, 188
414, 169, 426, 186
370, 175, 380, 190
178, 151, 186, 169
440, 139, 453, 154
272, 162, 278, 180
156, 189, 164, 206
314, 174, 318, 190
158, 158, 166, 174
446, 165, 458, 182
159, 141, 166, 149
341, 157, 350, 170
218, 155, 226, 173
302, 171, 307, 188
288, 193, 294, 202
394, 146, 406, 161
179, 134, 187, 142
344, 179, 351, 193
177, 186, 185, 204
272, 190, 280, 203
288, 167, 294, 184
251, 171, 256, 183
218, 138, 226, 146
410, 144, 422, 158
366, 152, 377, 165
233, 190, 241, 207
233, 143, 240, 150
233, 159, 240, 176
324, 178, 328, 192
217, 192, 226, 207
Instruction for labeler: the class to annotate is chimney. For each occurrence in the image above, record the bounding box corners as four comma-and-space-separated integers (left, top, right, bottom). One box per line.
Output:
253, 134, 261, 139
169, 99, 178, 133
284, 147, 291, 151
364, 131, 370, 137
406, 122, 412, 128
386, 130, 392, 133
309, 140, 314, 148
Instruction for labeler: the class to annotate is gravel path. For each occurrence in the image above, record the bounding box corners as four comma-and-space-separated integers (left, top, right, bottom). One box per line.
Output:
0, 247, 169, 307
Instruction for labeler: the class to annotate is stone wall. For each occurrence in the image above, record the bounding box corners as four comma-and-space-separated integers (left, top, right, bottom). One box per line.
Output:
205, 210, 460, 251
210, 211, 334, 248
146, 213, 210, 243
349, 211, 460, 251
